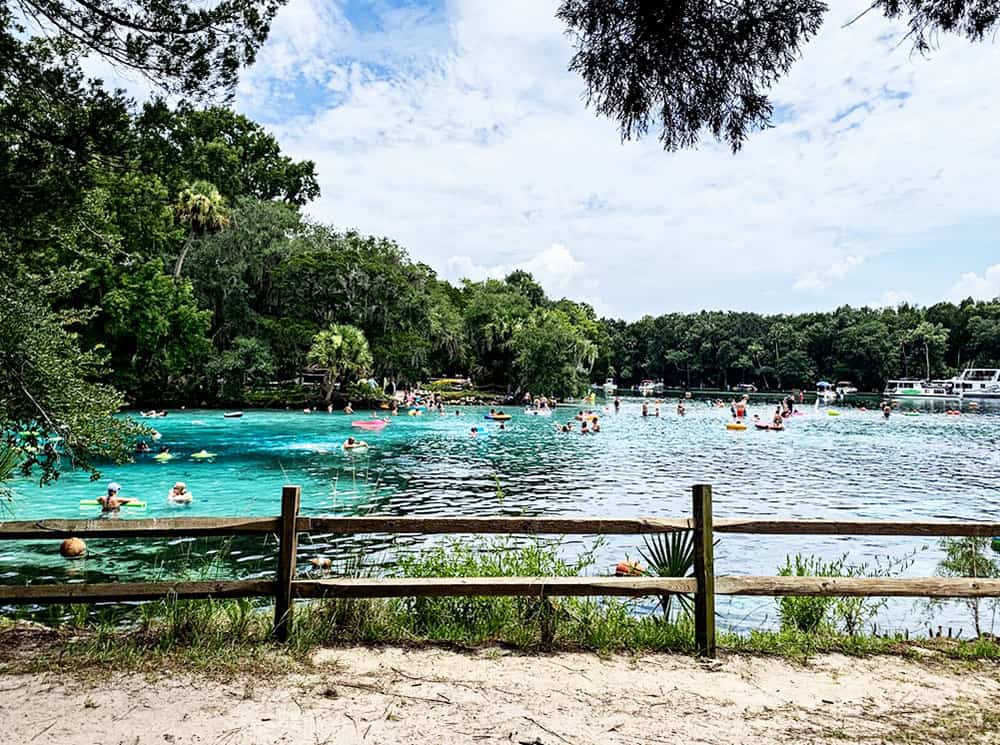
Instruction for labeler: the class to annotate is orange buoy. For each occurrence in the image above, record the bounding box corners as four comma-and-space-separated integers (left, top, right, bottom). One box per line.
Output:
59, 537, 86, 559
614, 560, 645, 577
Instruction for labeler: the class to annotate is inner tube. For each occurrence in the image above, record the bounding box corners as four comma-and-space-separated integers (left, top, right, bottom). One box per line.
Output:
79, 499, 146, 508
190, 451, 217, 459
167, 495, 193, 504
352, 419, 387, 430
485, 414, 512, 421
827, 410, 840, 416
754, 422, 784, 431
153, 453, 174, 461
223, 411, 243, 418
726, 422, 746, 431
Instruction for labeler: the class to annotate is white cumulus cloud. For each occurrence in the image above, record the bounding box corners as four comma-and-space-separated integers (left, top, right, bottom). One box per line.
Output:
949, 264, 1000, 301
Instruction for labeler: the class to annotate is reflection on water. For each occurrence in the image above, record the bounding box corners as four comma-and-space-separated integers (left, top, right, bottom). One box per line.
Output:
3, 397, 1000, 632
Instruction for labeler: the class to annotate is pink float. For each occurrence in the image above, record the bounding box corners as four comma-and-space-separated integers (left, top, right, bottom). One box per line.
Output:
352, 419, 388, 431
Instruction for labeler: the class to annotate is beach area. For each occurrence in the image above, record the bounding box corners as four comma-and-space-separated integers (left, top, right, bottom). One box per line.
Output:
2, 645, 999, 744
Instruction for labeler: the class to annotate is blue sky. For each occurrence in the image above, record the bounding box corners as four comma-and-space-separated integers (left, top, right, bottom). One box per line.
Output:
229, 1, 999, 318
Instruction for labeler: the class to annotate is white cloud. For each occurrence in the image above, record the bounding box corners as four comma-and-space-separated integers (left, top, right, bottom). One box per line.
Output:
793, 255, 864, 292
446, 243, 592, 297
869, 290, 912, 308
219, 0, 1000, 316
950, 264, 1000, 301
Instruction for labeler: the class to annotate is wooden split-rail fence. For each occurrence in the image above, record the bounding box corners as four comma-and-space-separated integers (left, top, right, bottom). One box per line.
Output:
3, 484, 1000, 657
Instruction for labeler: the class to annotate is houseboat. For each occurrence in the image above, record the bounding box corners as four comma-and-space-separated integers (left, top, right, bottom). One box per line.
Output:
955, 369, 1000, 400
882, 379, 959, 400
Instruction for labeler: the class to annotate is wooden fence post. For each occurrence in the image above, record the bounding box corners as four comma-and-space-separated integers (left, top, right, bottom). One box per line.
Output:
692, 483, 716, 658
273, 485, 301, 642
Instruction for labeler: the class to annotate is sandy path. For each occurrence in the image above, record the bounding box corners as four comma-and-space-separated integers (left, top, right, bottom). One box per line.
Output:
1, 647, 999, 744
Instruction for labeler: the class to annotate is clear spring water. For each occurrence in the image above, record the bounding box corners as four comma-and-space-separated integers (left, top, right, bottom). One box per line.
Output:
3, 397, 1000, 633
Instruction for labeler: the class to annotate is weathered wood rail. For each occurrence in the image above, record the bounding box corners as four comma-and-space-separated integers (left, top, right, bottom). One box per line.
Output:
3, 484, 1000, 657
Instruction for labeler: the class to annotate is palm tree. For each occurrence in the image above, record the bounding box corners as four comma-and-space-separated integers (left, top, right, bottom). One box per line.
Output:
307, 324, 374, 402
173, 180, 230, 279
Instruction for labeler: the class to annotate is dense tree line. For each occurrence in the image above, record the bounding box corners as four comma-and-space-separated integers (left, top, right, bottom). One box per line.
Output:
594, 304, 1000, 393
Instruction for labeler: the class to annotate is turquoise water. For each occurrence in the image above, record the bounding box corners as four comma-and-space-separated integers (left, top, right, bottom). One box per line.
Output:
3, 398, 1000, 632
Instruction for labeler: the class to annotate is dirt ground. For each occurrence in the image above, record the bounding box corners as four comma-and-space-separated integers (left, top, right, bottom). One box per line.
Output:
2, 646, 999, 744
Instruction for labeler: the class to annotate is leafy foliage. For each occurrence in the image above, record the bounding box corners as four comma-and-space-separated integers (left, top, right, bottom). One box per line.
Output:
558, 0, 1000, 151
639, 531, 695, 619
307, 324, 373, 402
935, 537, 1000, 638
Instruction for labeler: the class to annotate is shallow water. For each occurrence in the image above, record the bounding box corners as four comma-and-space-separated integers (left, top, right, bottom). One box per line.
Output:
3, 398, 1000, 633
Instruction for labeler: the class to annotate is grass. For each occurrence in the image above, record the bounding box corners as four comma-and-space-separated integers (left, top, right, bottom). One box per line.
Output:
4, 538, 1000, 676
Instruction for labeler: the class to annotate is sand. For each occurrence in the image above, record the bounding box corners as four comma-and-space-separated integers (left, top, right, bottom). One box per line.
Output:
2, 647, 999, 744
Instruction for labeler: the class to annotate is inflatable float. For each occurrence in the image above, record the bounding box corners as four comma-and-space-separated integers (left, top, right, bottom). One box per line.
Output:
485, 413, 512, 421
190, 450, 217, 460
153, 452, 174, 462
827, 410, 840, 417
726, 422, 746, 431
352, 419, 388, 431
80, 499, 146, 509
223, 411, 243, 418
754, 422, 783, 431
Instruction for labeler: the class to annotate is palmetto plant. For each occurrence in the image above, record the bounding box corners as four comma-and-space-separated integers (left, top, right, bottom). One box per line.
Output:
639, 531, 695, 619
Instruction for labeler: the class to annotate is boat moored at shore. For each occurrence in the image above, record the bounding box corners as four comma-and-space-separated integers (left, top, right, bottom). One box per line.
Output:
955, 369, 1000, 399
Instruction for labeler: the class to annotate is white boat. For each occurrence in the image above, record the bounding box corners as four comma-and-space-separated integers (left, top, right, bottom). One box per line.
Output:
956, 369, 1000, 400
882, 379, 959, 400
637, 379, 655, 396
602, 378, 616, 395
835, 381, 858, 396
816, 381, 837, 403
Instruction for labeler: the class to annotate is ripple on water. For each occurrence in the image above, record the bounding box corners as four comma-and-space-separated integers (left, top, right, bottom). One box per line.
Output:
3, 400, 1000, 631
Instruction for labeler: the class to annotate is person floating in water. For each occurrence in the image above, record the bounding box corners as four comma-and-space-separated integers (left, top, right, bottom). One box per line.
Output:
677, 401, 686, 416
343, 436, 367, 450
580, 420, 590, 434
881, 402, 892, 419
98, 482, 141, 514
771, 412, 785, 430
591, 417, 601, 433
470, 426, 479, 437
167, 481, 193, 503
641, 402, 648, 417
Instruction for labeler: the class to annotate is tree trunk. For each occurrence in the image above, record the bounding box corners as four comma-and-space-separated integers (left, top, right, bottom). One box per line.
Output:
173, 234, 194, 279
925, 342, 931, 381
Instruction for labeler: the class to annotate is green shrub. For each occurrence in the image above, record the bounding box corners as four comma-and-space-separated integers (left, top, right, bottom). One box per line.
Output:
776, 554, 842, 633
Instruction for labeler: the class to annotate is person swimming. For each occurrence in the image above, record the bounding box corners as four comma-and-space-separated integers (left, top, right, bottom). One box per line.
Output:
167, 481, 193, 503
677, 401, 685, 416
470, 426, 479, 437
613, 397, 621, 412
98, 482, 140, 514
882, 402, 892, 419
641, 402, 648, 417
581, 420, 590, 434
591, 418, 601, 433
343, 436, 367, 450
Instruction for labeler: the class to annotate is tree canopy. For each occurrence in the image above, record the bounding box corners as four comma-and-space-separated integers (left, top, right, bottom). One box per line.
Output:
557, 0, 1000, 151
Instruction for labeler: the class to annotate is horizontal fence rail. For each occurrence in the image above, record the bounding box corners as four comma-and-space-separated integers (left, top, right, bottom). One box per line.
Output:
2, 484, 999, 657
